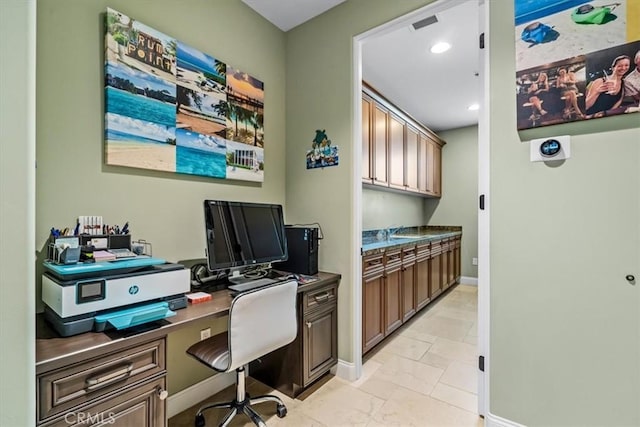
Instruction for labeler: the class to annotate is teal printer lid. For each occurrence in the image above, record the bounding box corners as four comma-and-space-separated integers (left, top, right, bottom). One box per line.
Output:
94, 301, 175, 330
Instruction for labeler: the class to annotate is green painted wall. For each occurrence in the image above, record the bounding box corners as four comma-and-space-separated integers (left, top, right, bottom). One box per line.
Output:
1, 2, 36, 426
425, 125, 478, 278
362, 188, 425, 230
35, 0, 286, 394
285, 0, 435, 363
489, 2, 639, 425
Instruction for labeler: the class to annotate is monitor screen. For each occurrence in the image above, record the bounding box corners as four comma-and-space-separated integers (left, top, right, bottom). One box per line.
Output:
203, 200, 288, 272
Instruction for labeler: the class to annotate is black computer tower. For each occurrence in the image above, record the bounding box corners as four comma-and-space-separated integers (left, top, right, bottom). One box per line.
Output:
275, 226, 319, 275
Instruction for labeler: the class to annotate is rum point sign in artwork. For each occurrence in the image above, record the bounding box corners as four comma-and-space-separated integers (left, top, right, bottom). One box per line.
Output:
104, 8, 265, 182
514, 0, 640, 130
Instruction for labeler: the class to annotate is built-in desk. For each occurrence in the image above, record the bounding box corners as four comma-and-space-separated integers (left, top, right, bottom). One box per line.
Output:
36, 271, 340, 426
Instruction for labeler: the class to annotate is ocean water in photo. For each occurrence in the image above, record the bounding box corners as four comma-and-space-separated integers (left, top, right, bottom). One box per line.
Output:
106, 128, 168, 145
176, 145, 226, 178
106, 86, 176, 127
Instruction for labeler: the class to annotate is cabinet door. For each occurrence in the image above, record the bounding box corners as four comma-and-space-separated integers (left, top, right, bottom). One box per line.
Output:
303, 305, 337, 386
405, 126, 419, 192
454, 239, 462, 281
362, 272, 385, 353
432, 141, 442, 196
429, 253, 442, 299
362, 95, 373, 183
415, 256, 430, 310
401, 262, 416, 322
388, 113, 405, 190
418, 133, 429, 194
46, 377, 166, 427
384, 266, 403, 335
372, 103, 388, 186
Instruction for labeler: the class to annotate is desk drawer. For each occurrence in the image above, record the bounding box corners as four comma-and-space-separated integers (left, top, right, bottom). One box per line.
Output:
38, 338, 165, 422
303, 283, 337, 315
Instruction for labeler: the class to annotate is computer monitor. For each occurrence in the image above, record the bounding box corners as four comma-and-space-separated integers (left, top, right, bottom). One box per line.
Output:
203, 200, 288, 275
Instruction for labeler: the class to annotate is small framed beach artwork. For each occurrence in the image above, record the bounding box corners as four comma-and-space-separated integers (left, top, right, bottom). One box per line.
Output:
514, 0, 640, 130
104, 8, 265, 182
306, 130, 339, 169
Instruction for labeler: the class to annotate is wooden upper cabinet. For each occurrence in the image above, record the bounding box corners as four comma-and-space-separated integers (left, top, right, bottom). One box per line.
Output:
373, 103, 389, 186
405, 126, 419, 192
362, 83, 444, 198
361, 95, 373, 183
418, 133, 429, 194
388, 113, 405, 190
431, 140, 442, 196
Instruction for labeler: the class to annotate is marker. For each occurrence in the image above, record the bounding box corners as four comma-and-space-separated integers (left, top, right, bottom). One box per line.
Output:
121, 222, 129, 234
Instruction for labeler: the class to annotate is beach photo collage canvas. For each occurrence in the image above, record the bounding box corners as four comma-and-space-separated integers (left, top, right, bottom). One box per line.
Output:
104, 8, 265, 182
515, 0, 640, 130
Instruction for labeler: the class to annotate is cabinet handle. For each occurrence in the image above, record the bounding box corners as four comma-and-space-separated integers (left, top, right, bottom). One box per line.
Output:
85, 363, 133, 391
157, 387, 169, 400
306, 321, 312, 329
313, 292, 330, 303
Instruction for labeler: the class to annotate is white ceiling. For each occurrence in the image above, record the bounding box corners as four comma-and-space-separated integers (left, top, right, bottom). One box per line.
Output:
242, 0, 480, 132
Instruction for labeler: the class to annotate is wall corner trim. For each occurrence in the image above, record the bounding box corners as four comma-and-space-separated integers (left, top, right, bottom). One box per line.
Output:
460, 276, 479, 286
486, 412, 527, 427
333, 359, 357, 381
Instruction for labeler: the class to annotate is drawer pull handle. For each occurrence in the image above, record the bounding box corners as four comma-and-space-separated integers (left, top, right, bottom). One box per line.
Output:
367, 260, 382, 267
85, 363, 133, 391
157, 387, 169, 400
313, 292, 330, 303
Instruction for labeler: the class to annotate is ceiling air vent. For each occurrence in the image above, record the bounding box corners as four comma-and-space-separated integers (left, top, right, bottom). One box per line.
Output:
411, 15, 438, 31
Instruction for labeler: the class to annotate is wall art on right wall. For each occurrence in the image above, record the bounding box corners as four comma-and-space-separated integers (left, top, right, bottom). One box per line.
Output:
514, 0, 640, 130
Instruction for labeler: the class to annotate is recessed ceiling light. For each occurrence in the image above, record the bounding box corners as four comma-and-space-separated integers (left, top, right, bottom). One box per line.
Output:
430, 42, 451, 54
468, 103, 479, 111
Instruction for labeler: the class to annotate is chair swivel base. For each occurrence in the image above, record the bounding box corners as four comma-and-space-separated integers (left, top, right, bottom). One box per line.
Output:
194, 393, 287, 427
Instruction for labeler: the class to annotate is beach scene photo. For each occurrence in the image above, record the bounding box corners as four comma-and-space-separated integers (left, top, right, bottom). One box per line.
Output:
105, 113, 176, 172
515, 0, 629, 71
105, 8, 176, 83
225, 139, 264, 183
176, 42, 226, 95
226, 66, 265, 147
175, 128, 226, 178
176, 85, 227, 136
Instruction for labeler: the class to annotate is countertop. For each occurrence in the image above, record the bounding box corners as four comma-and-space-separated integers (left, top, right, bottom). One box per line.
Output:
362, 226, 462, 255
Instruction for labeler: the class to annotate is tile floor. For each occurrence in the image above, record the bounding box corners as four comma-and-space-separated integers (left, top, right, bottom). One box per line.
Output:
169, 284, 482, 427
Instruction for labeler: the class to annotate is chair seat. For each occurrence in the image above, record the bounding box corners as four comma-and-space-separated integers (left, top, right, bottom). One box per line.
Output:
187, 331, 230, 372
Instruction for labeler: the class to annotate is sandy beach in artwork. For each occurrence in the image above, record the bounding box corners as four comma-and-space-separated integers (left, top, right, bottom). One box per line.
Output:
226, 165, 264, 183
177, 107, 226, 135
107, 142, 176, 172
516, 0, 628, 71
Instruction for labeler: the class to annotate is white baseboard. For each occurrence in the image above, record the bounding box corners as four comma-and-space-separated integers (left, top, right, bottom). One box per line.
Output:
167, 371, 235, 419
485, 412, 527, 427
333, 358, 356, 381
459, 276, 478, 286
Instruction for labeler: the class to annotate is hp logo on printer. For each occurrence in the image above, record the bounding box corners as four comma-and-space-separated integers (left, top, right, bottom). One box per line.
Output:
129, 285, 139, 295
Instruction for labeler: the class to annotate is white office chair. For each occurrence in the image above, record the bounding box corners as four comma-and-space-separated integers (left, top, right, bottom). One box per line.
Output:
186, 280, 298, 427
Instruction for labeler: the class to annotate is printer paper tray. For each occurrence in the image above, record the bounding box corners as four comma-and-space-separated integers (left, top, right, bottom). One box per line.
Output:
94, 302, 176, 331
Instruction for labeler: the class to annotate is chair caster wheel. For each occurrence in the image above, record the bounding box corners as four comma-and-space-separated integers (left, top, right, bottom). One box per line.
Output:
195, 413, 206, 427
276, 404, 287, 418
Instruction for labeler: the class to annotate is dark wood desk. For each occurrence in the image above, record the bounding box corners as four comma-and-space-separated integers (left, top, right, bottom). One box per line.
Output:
35, 272, 340, 426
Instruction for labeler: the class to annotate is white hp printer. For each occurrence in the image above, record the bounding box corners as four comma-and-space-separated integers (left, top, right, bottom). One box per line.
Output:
42, 257, 190, 337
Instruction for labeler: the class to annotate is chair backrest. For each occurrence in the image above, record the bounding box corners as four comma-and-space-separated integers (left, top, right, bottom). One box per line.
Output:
226, 279, 298, 371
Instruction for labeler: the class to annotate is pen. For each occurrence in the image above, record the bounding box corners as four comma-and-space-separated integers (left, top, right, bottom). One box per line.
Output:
73, 221, 80, 236
121, 222, 129, 234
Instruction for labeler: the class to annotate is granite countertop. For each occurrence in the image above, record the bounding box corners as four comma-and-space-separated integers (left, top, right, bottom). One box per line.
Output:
361, 226, 462, 254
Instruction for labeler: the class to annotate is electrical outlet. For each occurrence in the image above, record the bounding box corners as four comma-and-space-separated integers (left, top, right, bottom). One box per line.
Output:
200, 328, 211, 341
472, 257, 478, 266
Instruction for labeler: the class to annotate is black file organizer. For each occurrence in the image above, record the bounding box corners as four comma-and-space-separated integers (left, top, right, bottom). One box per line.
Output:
79, 234, 131, 249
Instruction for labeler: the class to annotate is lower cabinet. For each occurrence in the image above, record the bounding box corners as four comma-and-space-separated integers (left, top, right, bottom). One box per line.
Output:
37, 338, 167, 427
44, 377, 166, 427
363, 235, 461, 355
250, 278, 340, 398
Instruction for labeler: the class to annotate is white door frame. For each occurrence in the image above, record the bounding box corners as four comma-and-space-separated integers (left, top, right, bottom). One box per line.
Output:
351, 0, 490, 417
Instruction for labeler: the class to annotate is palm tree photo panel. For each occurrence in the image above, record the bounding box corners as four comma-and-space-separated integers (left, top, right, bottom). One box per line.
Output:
104, 8, 265, 182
